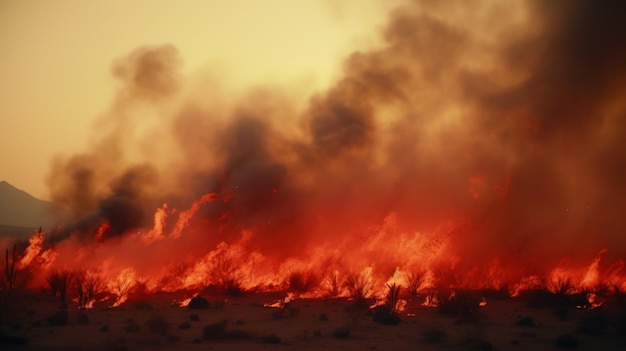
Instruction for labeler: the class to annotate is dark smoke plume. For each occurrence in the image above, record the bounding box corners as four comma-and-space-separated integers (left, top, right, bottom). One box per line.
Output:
45, 0, 626, 282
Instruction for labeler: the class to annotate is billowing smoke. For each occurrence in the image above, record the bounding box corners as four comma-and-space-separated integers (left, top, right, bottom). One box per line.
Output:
41, 0, 626, 291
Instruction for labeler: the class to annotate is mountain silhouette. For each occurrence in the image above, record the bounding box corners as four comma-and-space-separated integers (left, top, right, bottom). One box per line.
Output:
0, 181, 66, 232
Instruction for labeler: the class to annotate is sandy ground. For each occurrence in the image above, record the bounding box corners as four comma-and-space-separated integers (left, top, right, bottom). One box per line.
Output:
1, 291, 625, 351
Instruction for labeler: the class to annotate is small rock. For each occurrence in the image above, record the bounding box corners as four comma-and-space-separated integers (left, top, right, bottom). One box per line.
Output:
188, 296, 211, 309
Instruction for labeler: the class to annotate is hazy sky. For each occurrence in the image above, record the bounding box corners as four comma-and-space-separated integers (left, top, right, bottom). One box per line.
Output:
0, 0, 393, 199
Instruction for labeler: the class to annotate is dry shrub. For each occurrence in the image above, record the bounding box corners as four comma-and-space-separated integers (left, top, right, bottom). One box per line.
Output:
405, 270, 426, 298
326, 271, 341, 297
344, 271, 374, 299
74, 270, 105, 309
46, 270, 74, 306
386, 282, 402, 312
288, 271, 319, 293
548, 277, 574, 296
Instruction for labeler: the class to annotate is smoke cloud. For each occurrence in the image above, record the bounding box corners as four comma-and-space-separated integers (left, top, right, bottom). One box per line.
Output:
42, 0, 626, 289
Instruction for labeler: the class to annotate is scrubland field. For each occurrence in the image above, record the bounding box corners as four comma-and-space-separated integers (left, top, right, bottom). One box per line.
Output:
1, 289, 625, 351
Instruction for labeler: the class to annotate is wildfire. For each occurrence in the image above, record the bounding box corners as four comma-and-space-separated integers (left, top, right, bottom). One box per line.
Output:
2, 1, 626, 315
4, 194, 624, 312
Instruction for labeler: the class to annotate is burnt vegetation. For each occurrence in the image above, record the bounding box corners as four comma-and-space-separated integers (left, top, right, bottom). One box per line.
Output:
343, 271, 374, 300
74, 270, 105, 309
287, 271, 319, 294
45, 269, 73, 307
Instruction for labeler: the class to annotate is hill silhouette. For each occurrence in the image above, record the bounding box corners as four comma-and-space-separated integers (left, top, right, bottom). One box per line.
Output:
0, 181, 66, 234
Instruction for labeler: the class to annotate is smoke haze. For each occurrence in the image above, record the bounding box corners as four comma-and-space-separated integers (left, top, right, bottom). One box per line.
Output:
40, 0, 626, 290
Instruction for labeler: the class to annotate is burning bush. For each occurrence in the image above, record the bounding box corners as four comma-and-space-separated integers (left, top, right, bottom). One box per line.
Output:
343, 270, 374, 300
45, 270, 74, 306
288, 271, 319, 294
324, 270, 341, 297
74, 270, 105, 309
404, 270, 426, 298
385, 282, 402, 313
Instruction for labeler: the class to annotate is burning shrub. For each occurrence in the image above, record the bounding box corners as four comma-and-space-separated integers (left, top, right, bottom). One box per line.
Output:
74, 270, 106, 309
324, 270, 341, 297
386, 282, 402, 313
344, 270, 374, 300
110, 268, 136, 306
404, 270, 426, 298
128, 277, 150, 302
46, 270, 74, 306
548, 277, 575, 296
220, 277, 245, 296
207, 244, 249, 296
288, 271, 319, 294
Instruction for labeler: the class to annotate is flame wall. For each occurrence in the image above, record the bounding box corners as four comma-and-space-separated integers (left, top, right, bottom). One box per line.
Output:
12, 0, 626, 296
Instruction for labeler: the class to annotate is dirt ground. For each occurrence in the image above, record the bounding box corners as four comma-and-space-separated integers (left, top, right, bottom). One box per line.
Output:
1, 291, 625, 351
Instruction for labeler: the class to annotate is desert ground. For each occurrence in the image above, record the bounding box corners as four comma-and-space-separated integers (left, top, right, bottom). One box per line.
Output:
1, 290, 625, 351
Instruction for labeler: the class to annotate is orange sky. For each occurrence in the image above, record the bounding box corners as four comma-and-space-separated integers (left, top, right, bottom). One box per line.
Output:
0, 0, 395, 200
